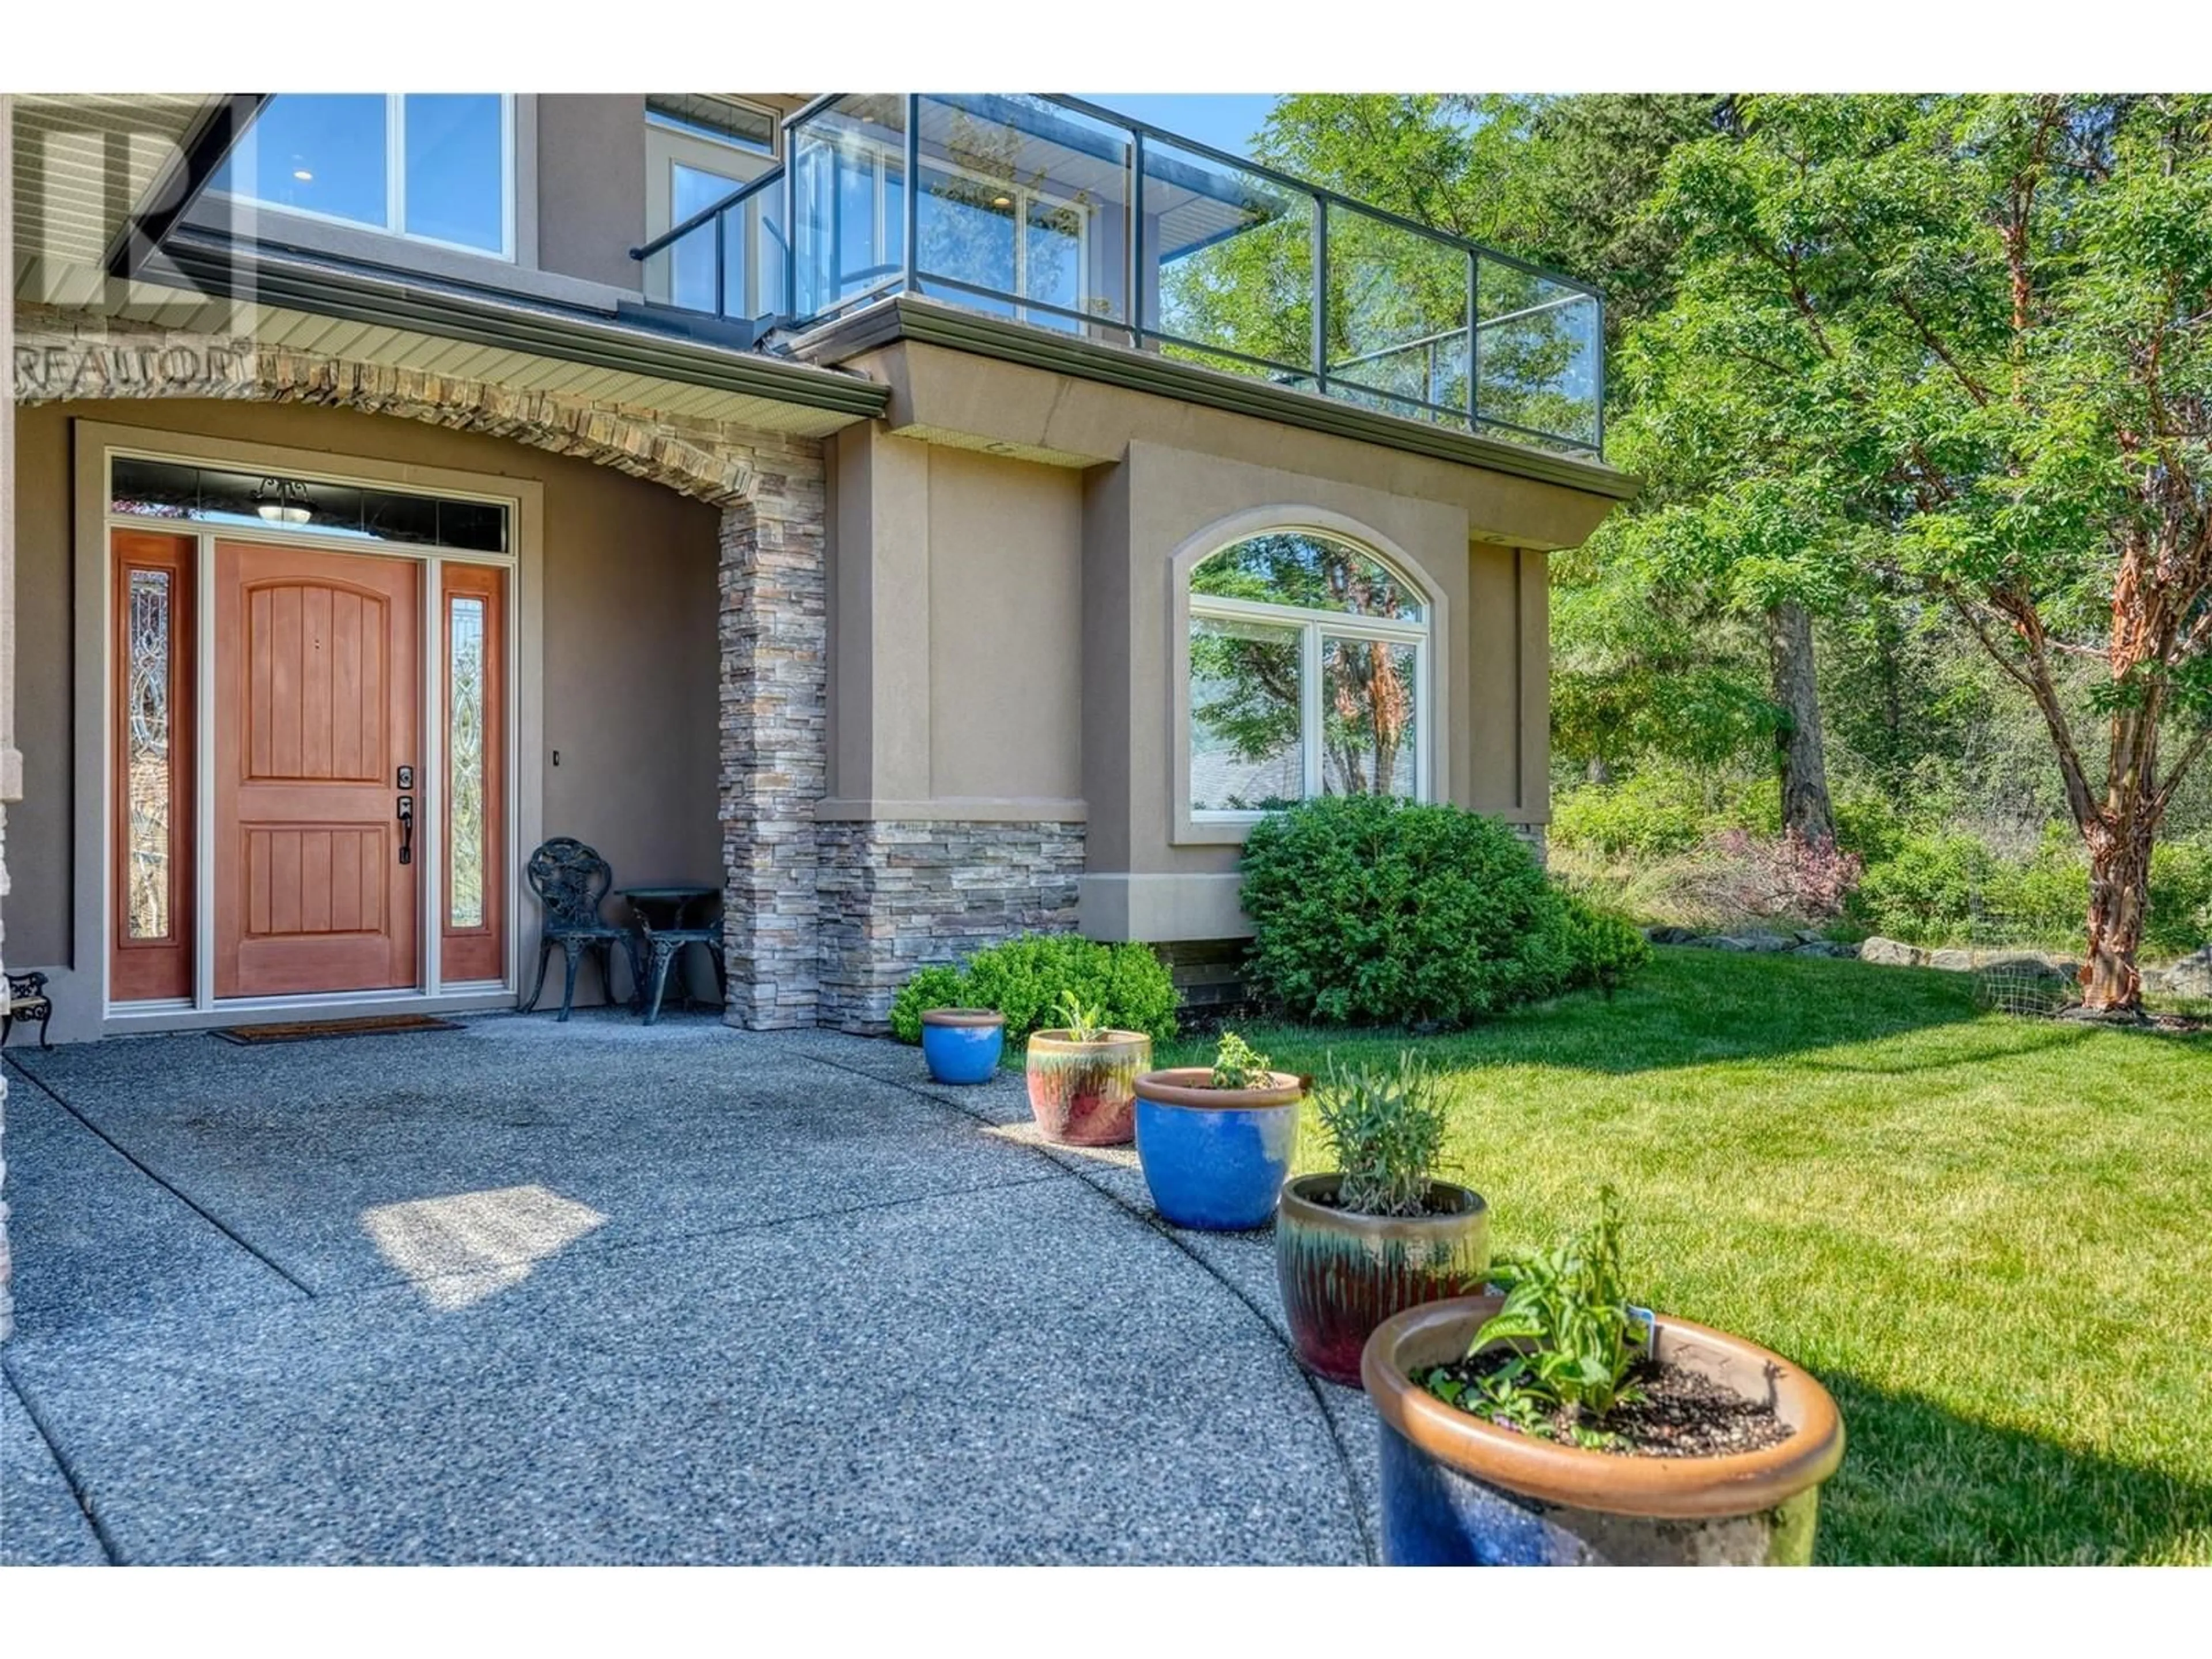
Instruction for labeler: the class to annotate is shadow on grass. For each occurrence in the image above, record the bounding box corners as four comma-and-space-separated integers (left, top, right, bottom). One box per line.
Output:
1168, 949, 2018, 1078
1816, 1371, 2212, 1565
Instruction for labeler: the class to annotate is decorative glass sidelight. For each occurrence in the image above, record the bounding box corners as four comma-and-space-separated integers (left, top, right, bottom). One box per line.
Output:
125, 568, 173, 939
448, 596, 487, 929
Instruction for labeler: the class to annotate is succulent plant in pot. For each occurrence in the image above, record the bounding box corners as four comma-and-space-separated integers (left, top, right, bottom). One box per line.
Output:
1360, 1189, 1844, 1566
1134, 1032, 1306, 1230
1275, 1055, 1489, 1386
1025, 990, 1152, 1146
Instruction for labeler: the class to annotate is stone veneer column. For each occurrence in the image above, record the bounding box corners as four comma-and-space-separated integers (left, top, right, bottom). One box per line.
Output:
817, 820, 1088, 1033
717, 472, 828, 1029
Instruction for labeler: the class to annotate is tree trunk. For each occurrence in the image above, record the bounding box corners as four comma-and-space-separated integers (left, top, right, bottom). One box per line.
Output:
1767, 601, 1835, 843
2081, 813, 2153, 1012
1586, 756, 1615, 785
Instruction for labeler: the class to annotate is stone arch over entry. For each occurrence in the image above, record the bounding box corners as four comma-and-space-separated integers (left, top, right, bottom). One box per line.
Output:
12, 312, 832, 1035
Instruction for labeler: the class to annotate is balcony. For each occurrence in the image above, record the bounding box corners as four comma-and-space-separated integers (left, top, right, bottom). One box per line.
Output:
633, 94, 1604, 458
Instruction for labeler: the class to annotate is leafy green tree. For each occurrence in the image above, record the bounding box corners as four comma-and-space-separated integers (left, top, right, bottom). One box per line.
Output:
1253, 96, 1845, 824
1631, 94, 2212, 1010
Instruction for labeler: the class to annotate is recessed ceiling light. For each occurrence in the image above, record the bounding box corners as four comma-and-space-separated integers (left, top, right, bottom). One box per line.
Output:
292, 168, 314, 181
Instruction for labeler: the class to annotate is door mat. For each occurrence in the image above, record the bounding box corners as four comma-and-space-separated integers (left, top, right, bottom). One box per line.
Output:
213, 1014, 466, 1046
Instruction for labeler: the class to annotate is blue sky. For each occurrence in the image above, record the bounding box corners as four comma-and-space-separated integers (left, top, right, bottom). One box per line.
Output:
1085, 94, 1281, 159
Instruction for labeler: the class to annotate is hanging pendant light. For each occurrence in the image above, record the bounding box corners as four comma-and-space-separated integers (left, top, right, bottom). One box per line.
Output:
252, 476, 313, 525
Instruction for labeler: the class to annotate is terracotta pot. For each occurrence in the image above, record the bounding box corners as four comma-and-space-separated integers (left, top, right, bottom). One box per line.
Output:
918, 1007, 1005, 1085
1024, 1029, 1152, 1145
1275, 1174, 1488, 1387
1132, 1067, 1305, 1230
1361, 1294, 1846, 1566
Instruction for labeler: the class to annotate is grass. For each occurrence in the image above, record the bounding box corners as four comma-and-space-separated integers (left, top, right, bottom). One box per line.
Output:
1157, 946, 2212, 1565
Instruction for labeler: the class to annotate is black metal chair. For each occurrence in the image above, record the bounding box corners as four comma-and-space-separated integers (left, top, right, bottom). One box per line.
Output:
523, 839, 634, 1022
3, 971, 54, 1050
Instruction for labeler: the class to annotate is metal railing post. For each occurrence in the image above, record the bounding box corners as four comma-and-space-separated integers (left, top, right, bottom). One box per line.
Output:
1593, 294, 1606, 456
1466, 249, 1480, 433
1128, 126, 1144, 349
782, 116, 798, 320
713, 214, 726, 319
904, 94, 920, 297
1311, 196, 1328, 392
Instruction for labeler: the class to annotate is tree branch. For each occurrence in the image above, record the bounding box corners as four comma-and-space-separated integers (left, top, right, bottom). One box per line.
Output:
1892, 289, 1991, 406
2157, 721, 2212, 813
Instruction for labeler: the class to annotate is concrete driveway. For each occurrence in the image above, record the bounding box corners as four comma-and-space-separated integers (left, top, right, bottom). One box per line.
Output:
1, 1014, 1378, 1565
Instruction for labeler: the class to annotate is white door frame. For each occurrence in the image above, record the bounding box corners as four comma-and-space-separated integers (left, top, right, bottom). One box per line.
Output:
70, 420, 545, 1037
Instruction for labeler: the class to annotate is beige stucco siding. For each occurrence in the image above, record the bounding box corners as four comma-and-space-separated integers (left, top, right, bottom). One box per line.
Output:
8, 398, 720, 999
824, 427, 1086, 816
817, 344, 1573, 943
853, 338, 1619, 553
926, 446, 1084, 802
536, 95, 649, 293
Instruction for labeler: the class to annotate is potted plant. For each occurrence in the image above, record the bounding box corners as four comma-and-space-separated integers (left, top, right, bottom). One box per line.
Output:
918, 1006, 1006, 1085
1133, 1032, 1306, 1230
1025, 990, 1152, 1146
1360, 1189, 1845, 1566
1275, 1055, 1488, 1386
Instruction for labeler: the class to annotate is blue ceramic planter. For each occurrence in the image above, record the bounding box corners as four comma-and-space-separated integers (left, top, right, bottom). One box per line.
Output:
1362, 1297, 1844, 1566
919, 1008, 1005, 1085
1132, 1068, 1304, 1230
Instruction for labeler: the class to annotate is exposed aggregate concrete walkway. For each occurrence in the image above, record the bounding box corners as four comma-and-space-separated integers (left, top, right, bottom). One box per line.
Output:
1, 1013, 1378, 1565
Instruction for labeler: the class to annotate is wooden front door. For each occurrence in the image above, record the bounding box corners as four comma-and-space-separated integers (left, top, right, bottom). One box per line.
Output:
214, 541, 421, 998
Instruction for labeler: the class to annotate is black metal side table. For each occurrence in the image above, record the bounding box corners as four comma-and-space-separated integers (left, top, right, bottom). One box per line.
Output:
614, 885, 728, 1024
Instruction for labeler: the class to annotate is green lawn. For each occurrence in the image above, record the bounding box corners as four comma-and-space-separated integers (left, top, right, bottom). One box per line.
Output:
1160, 947, 2212, 1565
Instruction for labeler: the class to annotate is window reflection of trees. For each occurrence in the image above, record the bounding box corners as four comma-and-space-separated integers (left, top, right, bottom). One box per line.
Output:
1189, 532, 1425, 814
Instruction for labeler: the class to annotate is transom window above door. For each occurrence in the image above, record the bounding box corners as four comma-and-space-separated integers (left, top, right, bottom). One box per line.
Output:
209, 93, 514, 258
110, 457, 508, 554
1186, 530, 1430, 817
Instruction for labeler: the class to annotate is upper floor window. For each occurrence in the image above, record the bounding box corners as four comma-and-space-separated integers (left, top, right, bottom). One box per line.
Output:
210, 94, 513, 259
1187, 531, 1429, 817
644, 96, 782, 314
646, 94, 777, 156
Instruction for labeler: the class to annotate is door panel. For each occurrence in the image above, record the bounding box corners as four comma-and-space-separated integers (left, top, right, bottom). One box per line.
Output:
215, 541, 419, 997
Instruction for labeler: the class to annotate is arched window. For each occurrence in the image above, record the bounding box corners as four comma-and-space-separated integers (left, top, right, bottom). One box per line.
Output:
1186, 529, 1429, 817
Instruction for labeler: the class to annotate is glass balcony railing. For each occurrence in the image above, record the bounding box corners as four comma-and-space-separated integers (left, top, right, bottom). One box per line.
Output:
632, 94, 1604, 458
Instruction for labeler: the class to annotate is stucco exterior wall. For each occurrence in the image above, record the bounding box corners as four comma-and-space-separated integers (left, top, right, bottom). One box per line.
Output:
536, 95, 649, 294
7, 397, 722, 1022
823, 426, 1086, 816
820, 391, 1558, 947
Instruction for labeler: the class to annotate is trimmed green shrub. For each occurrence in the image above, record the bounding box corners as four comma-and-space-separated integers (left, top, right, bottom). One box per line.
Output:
1558, 896, 1652, 996
888, 933, 1178, 1046
1240, 796, 1642, 1027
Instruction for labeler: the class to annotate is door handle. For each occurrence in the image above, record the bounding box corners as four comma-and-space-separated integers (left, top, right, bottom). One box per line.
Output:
397, 794, 414, 865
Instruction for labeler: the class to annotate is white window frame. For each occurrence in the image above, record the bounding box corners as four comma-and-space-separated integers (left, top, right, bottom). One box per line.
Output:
645, 102, 783, 308
911, 160, 1092, 327
211, 93, 517, 262
646, 95, 779, 158
1178, 523, 1437, 835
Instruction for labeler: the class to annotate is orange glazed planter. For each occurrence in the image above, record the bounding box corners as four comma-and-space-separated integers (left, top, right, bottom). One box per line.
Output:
1024, 1029, 1151, 1146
